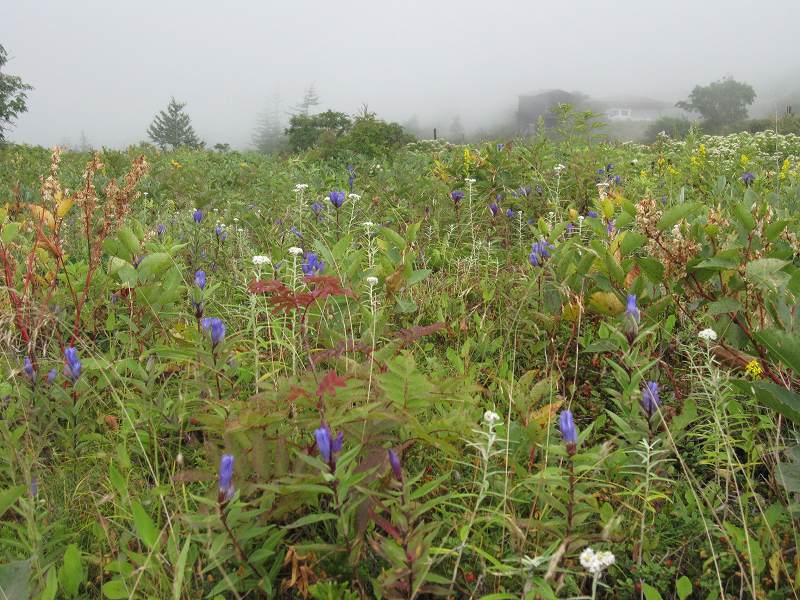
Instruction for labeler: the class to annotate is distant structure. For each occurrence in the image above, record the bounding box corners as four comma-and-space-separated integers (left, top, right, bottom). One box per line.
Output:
517, 89, 681, 134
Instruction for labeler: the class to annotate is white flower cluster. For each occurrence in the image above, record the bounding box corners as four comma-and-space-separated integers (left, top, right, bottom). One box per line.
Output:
579, 547, 615, 575
554, 164, 567, 174
294, 183, 309, 192
349, 193, 361, 200
365, 276, 379, 287
252, 255, 271, 266
483, 410, 500, 425
288, 247, 303, 256
465, 177, 477, 184
698, 328, 718, 342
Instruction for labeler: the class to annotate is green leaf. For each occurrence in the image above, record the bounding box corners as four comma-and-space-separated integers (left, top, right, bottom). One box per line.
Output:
676, 575, 692, 600
118, 226, 141, 258
636, 257, 664, 283
0, 485, 26, 519
754, 328, 800, 374
171, 536, 192, 600
406, 269, 431, 286
1, 222, 20, 244
131, 500, 160, 549
641, 582, 664, 600
619, 231, 647, 255
0, 559, 30, 600
745, 258, 789, 292
136, 253, 173, 282
731, 200, 756, 231
102, 578, 130, 599
41, 567, 58, 600
748, 380, 800, 424
657, 202, 701, 230
60, 544, 83, 598
285, 512, 338, 529
707, 297, 741, 315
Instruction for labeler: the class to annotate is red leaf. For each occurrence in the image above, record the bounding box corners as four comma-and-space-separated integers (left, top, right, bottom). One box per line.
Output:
316, 371, 348, 399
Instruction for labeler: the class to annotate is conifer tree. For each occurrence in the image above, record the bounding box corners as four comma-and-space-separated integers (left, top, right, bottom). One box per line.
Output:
147, 97, 203, 150
291, 84, 320, 116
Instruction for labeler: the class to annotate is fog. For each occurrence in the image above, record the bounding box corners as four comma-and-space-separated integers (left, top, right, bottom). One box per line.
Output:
3, 0, 799, 148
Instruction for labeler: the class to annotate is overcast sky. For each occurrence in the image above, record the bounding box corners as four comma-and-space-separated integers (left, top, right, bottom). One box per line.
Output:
3, 0, 799, 148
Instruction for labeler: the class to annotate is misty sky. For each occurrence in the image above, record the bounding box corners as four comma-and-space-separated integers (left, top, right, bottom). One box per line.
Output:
3, 0, 799, 148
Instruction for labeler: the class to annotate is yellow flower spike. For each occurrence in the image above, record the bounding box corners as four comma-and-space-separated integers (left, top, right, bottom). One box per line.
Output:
740, 153, 749, 167
744, 359, 763, 379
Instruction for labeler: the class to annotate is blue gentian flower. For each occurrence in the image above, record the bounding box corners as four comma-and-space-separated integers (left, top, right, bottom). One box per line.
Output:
47, 368, 57, 385
625, 294, 640, 325
347, 164, 356, 191
597, 168, 606, 175
194, 270, 206, 290
587, 210, 599, 218
614, 175, 621, 185
64, 347, 81, 382
218, 454, 235, 502
23, 356, 35, 379
290, 226, 303, 239
566, 222, 575, 235
506, 208, 516, 219
193, 209, 203, 223
30, 475, 38, 498
302, 252, 324, 276
201, 317, 226, 347
329, 191, 345, 209
606, 220, 615, 236
641, 381, 661, 420
489, 202, 499, 217
450, 190, 464, 204
311, 202, 324, 217
606, 163, 614, 172
156, 224, 166, 237
388, 449, 403, 481
496, 143, 505, 151
741, 172, 756, 186
559, 409, 578, 444
315, 423, 344, 465
529, 239, 555, 267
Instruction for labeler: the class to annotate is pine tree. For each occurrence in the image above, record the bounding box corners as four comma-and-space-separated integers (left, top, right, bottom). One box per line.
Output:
0, 44, 33, 143
291, 84, 320, 116
252, 92, 285, 154
147, 97, 203, 150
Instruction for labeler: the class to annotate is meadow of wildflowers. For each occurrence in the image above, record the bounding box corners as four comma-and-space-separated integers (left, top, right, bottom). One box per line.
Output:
1, 122, 800, 598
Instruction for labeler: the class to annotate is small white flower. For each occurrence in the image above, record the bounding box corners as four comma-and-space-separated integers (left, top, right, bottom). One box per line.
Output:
698, 328, 718, 342
365, 276, 379, 287
362, 221, 375, 228
288, 246, 303, 256
294, 183, 309, 191
252, 255, 271, 265
465, 177, 476, 184
483, 410, 500, 425
348, 193, 361, 200
554, 164, 567, 173
579, 547, 615, 575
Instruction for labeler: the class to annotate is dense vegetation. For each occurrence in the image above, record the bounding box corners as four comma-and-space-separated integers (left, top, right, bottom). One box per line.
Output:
1, 113, 800, 599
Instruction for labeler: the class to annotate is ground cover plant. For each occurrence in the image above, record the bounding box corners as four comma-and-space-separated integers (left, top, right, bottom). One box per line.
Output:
2, 114, 800, 599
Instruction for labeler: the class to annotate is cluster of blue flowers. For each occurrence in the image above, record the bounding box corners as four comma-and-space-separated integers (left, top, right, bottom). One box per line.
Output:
315, 423, 344, 467
329, 191, 345, 209
201, 317, 226, 347
302, 252, 324, 276
529, 239, 555, 267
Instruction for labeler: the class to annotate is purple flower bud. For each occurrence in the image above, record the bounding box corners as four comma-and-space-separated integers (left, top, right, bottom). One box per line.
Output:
290, 226, 303, 239
529, 239, 555, 267
559, 409, 578, 444
488, 202, 499, 217
218, 454, 235, 502
215, 224, 227, 242
194, 270, 206, 290
201, 317, 226, 346
741, 172, 755, 186
606, 219, 615, 236
23, 356, 35, 379
496, 143, 505, 151
311, 202, 324, 217
193, 209, 203, 223
614, 175, 622, 185
329, 191, 345, 209
47, 368, 57, 385
641, 381, 661, 420
450, 190, 464, 204
30, 475, 38, 498
505, 208, 516, 219
388, 449, 403, 481
566, 222, 575, 235
606, 163, 614, 173
587, 210, 599, 218
625, 294, 640, 325
64, 347, 81, 382
315, 423, 343, 465
156, 224, 166, 237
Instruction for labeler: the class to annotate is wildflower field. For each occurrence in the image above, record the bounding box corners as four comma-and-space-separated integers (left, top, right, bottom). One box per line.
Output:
2, 123, 800, 599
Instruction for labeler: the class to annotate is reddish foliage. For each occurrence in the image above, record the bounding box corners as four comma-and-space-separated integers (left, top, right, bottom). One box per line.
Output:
286, 386, 312, 403
395, 321, 447, 345
309, 339, 373, 368
316, 371, 348, 399
247, 275, 357, 315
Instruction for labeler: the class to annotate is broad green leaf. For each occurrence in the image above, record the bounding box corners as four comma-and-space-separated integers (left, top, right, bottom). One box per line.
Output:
676, 576, 692, 600
657, 202, 701, 230
0, 559, 30, 600
0, 485, 26, 519
641, 582, 664, 600
731, 200, 756, 230
60, 543, 83, 598
707, 297, 741, 315
131, 500, 160, 549
171, 536, 192, 600
745, 258, 789, 292
285, 512, 338, 529
748, 380, 800, 424
102, 578, 130, 599
754, 328, 800, 374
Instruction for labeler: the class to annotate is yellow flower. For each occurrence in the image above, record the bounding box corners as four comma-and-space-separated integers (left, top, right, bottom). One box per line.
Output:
780, 158, 790, 180
667, 165, 679, 176
740, 153, 749, 167
744, 359, 763, 379
698, 143, 706, 157
171, 159, 182, 169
